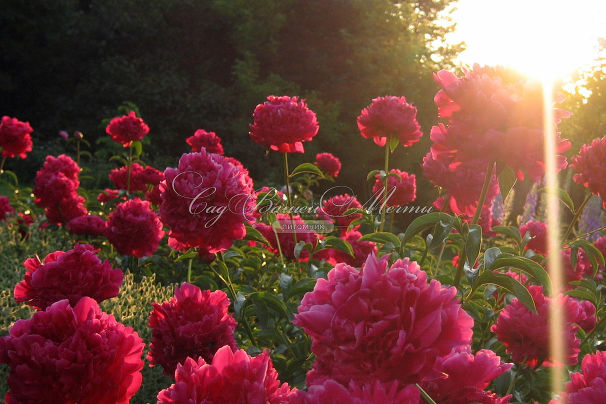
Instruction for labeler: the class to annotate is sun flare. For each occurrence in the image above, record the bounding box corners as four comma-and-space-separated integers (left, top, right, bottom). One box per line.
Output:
448, 0, 606, 79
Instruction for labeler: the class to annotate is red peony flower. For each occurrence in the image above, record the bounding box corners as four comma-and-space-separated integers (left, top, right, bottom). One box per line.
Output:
109, 163, 164, 192
106, 198, 164, 257
97, 188, 123, 203
160, 152, 256, 253
44, 194, 88, 225
420, 347, 512, 404
520, 221, 548, 255
13, 244, 123, 310
357, 96, 422, 147
249, 95, 319, 153
146, 184, 162, 205
254, 214, 319, 260
431, 66, 570, 181
295, 254, 474, 386
0, 116, 33, 159
0, 297, 144, 404
290, 379, 420, 404
186, 129, 224, 155
316, 194, 363, 234
156, 346, 295, 403
372, 169, 416, 207
0, 195, 14, 220
423, 152, 499, 216
559, 351, 606, 403
105, 110, 149, 147
491, 285, 585, 368
314, 230, 377, 268
67, 214, 107, 237
561, 248, 589, 287
572, 137, 606, 208
148, 282, 238, 376
34, 154, 81, 207
315, 153, 341, 177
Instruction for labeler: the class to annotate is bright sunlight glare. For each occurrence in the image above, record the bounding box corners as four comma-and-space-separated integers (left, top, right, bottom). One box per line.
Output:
447, 0, 606, 79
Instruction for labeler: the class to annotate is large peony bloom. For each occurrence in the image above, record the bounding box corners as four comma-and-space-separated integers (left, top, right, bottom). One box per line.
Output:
67, 214, 107, 237
254, 214, 319, 260
316, 193, 363, 234
156, 346, 294, 403
160, 151, 256, 253
109, 163, 163, 192
423, 152, 499, 217
148, 283, 238, 376
315, 152, 341, 177
491, 285, 586, 368
520, 220, 548, 255
559, 351, 606, 403
105, 110, 149, 147
0, 297, 144, 404
0, 116, 33, 158
0, 195, 14, 220
249, 95, 319, 153
186, 129, 224, 155
357, 96, 422, 147
420, 347, 512, 404
294, 254, 474, 386
431, 65, 570, 181
314, 230, 377, 268
44, 194, 88, 225
13, 244, 123, 310
372, 169, 416, 207
290, 379, 420, 404
572, 137, 606, 208
106, 198, 164, 257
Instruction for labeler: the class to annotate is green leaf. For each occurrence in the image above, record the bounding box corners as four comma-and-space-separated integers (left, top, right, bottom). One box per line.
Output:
565, 289, 596, 303
474, 271, 537, 313
366, 169, 381, 181
388, 136, 399, 153
132, 140, 143, 158
249, 292, 290, 319
294, 241, 314, 260
109, 155, 128, 165
401, 212, 459, 245
569, 239, 605, 275
539, 187, 575, 213
289, 163, 324, 178
320, 236, 354, 257
483, 247, 501, 269
360, 232, 401, 249
0, 169, 18, 185
244, 223, 270, 246
465, 224, 482, 270
492, 226, 522, 245
490, 256, 552, 292
427, 220, 454, 255
497, 165, 517, 200
176, 249, 198, 262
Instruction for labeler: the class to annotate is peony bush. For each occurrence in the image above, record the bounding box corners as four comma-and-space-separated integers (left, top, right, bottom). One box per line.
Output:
1, 65, 606, 404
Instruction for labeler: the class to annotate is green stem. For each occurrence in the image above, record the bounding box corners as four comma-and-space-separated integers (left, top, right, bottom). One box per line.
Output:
379, 145, 390, 232
562, 193, 591, 244
126, 145, 133, 194
272, 223, 286, 267
283, 153, 298, 252
416, 384, 437, 404
0, 156, 6, 173
76, 139, 81, 167
471, 160, 496, 225
573, 224, 606, 242
187, 258, 193, 283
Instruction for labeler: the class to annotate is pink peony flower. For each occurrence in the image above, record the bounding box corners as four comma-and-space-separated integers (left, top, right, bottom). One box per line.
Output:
520, 221, 548, 255
254, 214, 319, 260
109, 163, 164, 192
0, 195, 14, 220
0, 297, 144, 404
105, 110, 149, 147
249, 95, 319, 153
423, 152, 499, 216
431, 66, 570, 181
357, 96, 422, 147
146, 184, 162, 205
156, 346, 295, 403
160, 151, 256, 253
186, 129, 224, 155
290, 379, 420, 403
314, 230, 377, 268
294, 254, 474, 386
315, 153, 341, 177
44, 194, 88, 225
106, 198, 164, 257
491, 285, 585, 368
372, 169, 416, 207
13, 244, 123, 310
559, 351, 606, 403
572, 137, 606, 208
67, 214, 107, 237
97, 188, 123, 203
148, 283, 238, 376
33, 154, 81, 207
561, 248, 589, 287
0, 116, 33, 159
420, 347, 512, 404
316, 193, 363, 233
